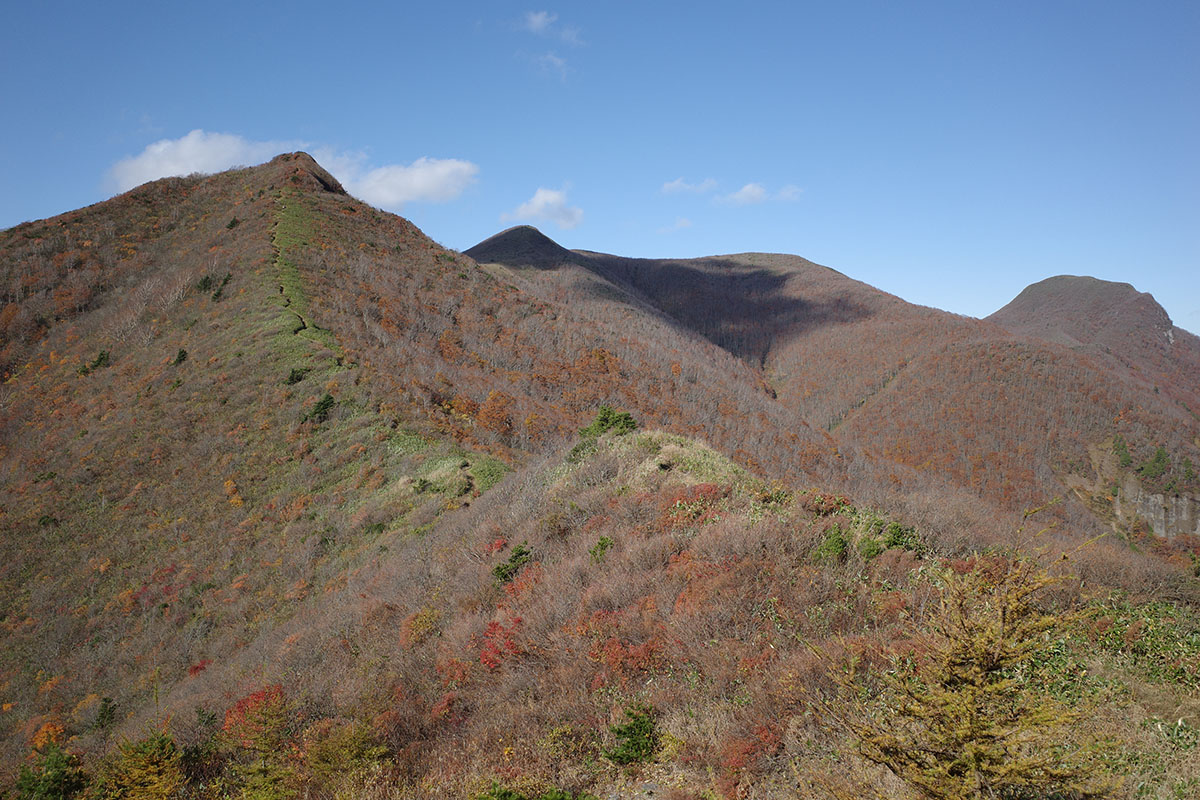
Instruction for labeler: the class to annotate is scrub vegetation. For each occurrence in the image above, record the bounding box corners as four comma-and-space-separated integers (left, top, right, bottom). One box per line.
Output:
1, 154, 1199, 798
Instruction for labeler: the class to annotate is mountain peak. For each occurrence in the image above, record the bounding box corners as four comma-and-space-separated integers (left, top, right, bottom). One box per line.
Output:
989, 274, 1173, 348
465, 225, 577, 269
262, 151, 346, 195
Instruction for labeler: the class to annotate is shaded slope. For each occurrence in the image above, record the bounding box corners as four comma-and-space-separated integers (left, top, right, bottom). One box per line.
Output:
465, 224, 578, 270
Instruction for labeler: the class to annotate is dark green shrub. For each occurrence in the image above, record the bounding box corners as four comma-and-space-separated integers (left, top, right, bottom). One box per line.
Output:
302, 394, 336, 425
882, 521, 920, 551
15, 742, 87, 800
604, 703, 658, 764
92, 697, 116, 731
196, 275, 214, 292
813, 526, 848, 563
493, 543, 532, 585
211, 272, 232, 302
285, 367, 310, 385
1138, 446, 1170, 481
568, 406, 639, 464
172, 348, 188, 366
226, 216, 240, 229
78, 350, 110, 376
579, 406, 638, 438
858, 537, 884, 560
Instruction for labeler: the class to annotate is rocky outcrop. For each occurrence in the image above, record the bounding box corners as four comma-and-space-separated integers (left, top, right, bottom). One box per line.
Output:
1114, 474, 1200, 538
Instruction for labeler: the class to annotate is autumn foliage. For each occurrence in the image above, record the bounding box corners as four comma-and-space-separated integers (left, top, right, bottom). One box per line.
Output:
1, 154, 1197, 798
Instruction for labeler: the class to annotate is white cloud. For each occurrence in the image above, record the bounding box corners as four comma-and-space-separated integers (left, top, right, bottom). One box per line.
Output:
349, 158, 479, 207
721, 183, 768, 206
524, 10, 556, 33
503, 187, 583, 229
522, 10, 582, 44
108, 129, 299, 191
713, 182, 802, 205
657, 217, 693, 234
536, 52, 569, 80
662, 177, 717, 194
108, 131, 479, 211
557, 25, 582, 45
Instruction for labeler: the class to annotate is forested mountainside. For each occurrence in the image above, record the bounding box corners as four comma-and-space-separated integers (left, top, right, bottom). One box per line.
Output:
470, 227, 1200, 534
2, 154, 1199, 799
989, 274, 1200, 416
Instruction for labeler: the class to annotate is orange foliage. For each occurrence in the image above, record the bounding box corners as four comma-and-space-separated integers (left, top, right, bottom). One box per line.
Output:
477, 390, 516, 436
31, 720, 64, 749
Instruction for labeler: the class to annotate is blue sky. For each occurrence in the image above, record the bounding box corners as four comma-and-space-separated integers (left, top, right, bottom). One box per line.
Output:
4, 1, 1197, 331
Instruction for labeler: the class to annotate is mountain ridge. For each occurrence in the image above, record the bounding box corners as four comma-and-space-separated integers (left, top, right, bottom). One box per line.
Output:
2, 155, 1199, 798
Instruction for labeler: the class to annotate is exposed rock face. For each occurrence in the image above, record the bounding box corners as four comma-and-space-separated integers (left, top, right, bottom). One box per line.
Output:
1115, 474, 1200, 537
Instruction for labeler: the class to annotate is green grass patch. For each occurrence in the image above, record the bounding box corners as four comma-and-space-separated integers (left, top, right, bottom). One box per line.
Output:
388, 429, 428, 456
1080, 597, 1200, 689
469, 455, 509, 493
273, 190, 343, 353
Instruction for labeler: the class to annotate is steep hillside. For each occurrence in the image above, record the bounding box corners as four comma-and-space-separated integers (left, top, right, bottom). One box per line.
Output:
989, 275, 1200, 423
0, 154, 520, 772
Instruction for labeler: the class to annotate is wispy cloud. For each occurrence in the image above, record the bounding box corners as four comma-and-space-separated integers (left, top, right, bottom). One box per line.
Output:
716, 182, 802, 205
720, 183, 768, 206
517, 10, 580, 79
657, 217, 693, 234
523, 11, 555, 33
662, 177, 717, 194
503, 187, 583, 229
108, 131, 479, 211
522, 10, 583, 44
535, 52, 569, 81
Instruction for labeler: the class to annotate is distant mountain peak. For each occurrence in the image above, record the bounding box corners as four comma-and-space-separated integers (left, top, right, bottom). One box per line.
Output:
989, 274, 1175, 352
465, 224, 577, 269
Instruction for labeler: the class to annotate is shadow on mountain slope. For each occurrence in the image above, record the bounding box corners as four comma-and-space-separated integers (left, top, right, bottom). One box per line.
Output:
580, 254, 874, 366
467, 227, 873, 366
